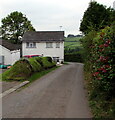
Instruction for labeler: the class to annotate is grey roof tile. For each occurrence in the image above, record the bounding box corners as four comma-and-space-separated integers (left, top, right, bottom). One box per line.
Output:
22, 31, 64, 42
0, 39, 21, 51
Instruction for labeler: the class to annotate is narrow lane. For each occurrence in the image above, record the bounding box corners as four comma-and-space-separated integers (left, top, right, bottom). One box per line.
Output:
2, 63, 92, 118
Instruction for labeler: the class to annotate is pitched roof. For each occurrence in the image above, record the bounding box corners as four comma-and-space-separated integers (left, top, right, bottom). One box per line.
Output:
0, 39, 21, 51
22, 31, 64, 42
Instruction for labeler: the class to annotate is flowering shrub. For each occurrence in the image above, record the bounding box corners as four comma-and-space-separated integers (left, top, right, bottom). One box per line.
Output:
91, 26, 115, 97
81, 24, 115, 117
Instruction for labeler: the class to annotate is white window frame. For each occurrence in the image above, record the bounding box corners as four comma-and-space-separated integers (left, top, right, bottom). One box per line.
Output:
26, 42, 36, 48
56, 42, 60, 48
46, 42, 53, 48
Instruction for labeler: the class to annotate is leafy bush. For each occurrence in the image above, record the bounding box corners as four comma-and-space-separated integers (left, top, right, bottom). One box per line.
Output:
29, 58, 42, 72
46, 57, 53, 63
64, 52, 83, 62
81, 24, 115, 118
2, 59, 33, 81
2, 57, 56, 81
41, 57, 56, 69
91, 26, 115, 99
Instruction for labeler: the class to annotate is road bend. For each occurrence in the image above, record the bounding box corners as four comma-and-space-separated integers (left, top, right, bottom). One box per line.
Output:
2, 63, 92, 118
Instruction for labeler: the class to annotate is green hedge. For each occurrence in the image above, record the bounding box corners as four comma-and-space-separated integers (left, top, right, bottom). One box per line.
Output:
64, 53, 83, 62
2, 57, 56, 81
81, 24, 115, 118
29, 58, 42, 72
41, 57, 56, 69
2, 59, 33, 81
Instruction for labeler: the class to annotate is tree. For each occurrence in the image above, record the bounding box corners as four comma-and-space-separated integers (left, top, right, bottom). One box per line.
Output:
80, 1, 114, 34
1, 11, 35, 44
67, 34, 75, 38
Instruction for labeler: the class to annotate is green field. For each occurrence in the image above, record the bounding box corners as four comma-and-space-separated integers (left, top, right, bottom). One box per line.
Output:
64, 37, 82, 42
64, 37, 82, 49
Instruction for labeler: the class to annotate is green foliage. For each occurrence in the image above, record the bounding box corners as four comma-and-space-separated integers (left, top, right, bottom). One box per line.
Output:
64, 37, 83, 62
91, 26, 115, 98
82, 25, 115, 118
2, 57, 56, 81
2, 59, 32, 81
1, 11, 35, 44
80, 1, 115, 117
46, 57, 53, 63
41, 57, 56, 69
64, 52, 83, 62
80, 31, 97, 64
64, 37, 82, 42
80, 1, 114, 34
29, 58, 42, 72
28, 66, 58, 83
64, 37, 82, 50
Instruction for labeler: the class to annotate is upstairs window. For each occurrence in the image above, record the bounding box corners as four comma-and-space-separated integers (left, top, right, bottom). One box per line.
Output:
56, 42, 60, 48
46, 42, 53, 48
26, 42, 36, 48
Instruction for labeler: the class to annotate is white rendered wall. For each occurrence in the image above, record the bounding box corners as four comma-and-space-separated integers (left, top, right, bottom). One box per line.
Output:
0, 45, 12, 65
22, 42, 64, 61
11, 50, 20, 65
0, 45, 20, 65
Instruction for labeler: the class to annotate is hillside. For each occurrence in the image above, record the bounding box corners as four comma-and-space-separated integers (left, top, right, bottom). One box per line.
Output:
64, 37, 82, 49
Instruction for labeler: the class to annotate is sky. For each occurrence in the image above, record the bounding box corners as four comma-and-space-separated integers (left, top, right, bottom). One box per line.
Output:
0, 0, 114, 36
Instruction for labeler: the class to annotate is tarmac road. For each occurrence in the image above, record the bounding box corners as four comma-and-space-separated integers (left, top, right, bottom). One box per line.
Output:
2, 63, 92, 118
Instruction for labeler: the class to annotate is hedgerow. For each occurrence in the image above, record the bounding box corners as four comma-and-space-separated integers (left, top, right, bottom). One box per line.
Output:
81, 23, 115, 118
2, 59, 33, 81
29, 58, 42, 72
2, 57, 56, 81
64, 52, 83, 62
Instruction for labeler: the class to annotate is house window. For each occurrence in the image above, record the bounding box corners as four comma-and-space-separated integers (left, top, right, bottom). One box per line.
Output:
56, 42, 60, 48
26, 42, 36, 48
46, 42, 53, 48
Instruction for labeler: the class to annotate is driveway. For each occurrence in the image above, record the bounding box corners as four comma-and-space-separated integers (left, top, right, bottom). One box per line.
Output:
2, 63, 92, 118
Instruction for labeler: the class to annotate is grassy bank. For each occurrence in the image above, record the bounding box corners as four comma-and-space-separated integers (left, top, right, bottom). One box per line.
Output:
1, 57, 56, 81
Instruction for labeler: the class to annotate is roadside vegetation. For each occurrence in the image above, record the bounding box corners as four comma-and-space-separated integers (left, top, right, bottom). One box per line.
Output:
28, 66, 58, 83
81, 25, 115, 118
64, 37, 83, 62
2, 57, 56, 81
80, 1, 115, 118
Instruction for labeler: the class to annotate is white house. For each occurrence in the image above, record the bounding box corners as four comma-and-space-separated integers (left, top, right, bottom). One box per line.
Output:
0, 39, 21, 65
22, 31, 64, 62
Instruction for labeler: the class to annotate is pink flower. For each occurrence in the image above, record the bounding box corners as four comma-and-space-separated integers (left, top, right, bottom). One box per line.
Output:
98, 67, 103, 71
93, 72, 99, 76
102, 69, 107, 73
104, 43, 109, 47
99, 56, 109, 62
105, 65, 110, 68
106, 40, 111, 44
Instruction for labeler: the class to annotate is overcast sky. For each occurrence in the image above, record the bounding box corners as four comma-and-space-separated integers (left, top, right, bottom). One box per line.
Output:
0, 0, 114, 36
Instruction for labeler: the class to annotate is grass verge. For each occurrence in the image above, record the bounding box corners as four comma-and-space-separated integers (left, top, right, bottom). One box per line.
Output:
63, 62, 69, 65
84, 70, 115, 118
28, 66, 59, 83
